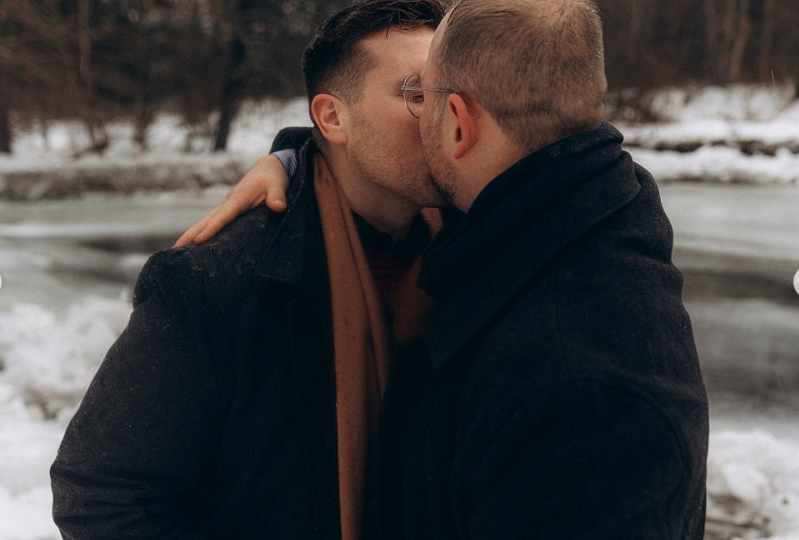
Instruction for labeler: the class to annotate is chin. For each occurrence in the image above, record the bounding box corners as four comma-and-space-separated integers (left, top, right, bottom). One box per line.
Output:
424, 188, 450, 208
429, 171, 458, 208
409, 177, 447, 208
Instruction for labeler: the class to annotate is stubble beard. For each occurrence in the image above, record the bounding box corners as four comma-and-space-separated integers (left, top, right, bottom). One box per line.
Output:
349, 113, 444, 208
422, 113, 458, 207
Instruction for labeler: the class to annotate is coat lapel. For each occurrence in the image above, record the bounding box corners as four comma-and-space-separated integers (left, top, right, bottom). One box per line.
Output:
423, 152, 641, 370
258, 142, 342, 538
286, 286, 340, 539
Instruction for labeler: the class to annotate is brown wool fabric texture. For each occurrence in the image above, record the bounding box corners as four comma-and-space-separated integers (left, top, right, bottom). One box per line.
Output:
313, 154, 440, 540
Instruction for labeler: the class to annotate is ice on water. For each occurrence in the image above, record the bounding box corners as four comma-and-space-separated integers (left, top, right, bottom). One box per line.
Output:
1, 89, 798, 539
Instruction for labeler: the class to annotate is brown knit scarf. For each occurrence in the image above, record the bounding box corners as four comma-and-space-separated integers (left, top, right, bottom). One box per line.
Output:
313, 154, 440, 540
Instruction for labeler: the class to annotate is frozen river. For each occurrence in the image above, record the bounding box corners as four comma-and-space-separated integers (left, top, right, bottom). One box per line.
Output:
1, 182, 798, 539
0, 190, 228, 312
2, 182, 798, 395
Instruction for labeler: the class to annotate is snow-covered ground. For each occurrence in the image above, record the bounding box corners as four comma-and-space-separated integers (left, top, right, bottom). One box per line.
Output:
616, 85, 799, 185
0, 99, 314, 201
2, 85, 799, 201
3, 98, 313, 165
1, 86, 798, 539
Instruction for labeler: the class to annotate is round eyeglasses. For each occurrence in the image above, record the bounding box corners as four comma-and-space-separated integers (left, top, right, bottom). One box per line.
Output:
401, 72, 456, 119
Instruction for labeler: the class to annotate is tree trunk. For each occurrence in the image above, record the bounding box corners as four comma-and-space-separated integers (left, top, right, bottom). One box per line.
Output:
758, 0, 775, 81
133, 100, 153, 151
704, 0, 721, 82
77, 0, 93, 90
626, 1, 645, 63
133, 0, 155, 150
0, 106, 11, 154
77, 0, 107, 153
212, 0, 247, 152
728, 0, 750, 82
213, 94, 238, 152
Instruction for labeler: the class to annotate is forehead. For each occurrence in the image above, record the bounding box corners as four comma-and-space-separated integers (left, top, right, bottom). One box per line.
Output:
420, 13, 449, 83
359, 27, 434, 81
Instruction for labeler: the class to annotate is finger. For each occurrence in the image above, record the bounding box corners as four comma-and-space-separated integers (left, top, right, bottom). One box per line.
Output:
266, 197, 287, 212
264, 176, 289, 212
191, 199, 250, 244
174, 213, 213, 247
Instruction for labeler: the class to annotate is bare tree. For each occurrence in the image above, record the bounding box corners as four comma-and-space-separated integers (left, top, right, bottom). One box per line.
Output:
0, 100, 10, 154
757, 0, 776, 81
728, 0, 751, 81
76, 0, 108, 152
1, 0, 795, 156
212, 0, 247, 152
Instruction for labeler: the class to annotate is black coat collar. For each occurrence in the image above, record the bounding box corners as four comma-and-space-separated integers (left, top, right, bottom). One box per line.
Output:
252, 140, 341, 537
419, 123, 642, 369
253, 141, 328, 291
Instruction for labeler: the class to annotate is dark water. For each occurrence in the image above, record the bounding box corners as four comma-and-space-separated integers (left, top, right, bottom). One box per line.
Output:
1, 183, 798, 399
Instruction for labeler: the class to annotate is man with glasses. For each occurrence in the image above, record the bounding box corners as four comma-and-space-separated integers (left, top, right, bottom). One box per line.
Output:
179, 0, 709, 538
51, 2, 449, 539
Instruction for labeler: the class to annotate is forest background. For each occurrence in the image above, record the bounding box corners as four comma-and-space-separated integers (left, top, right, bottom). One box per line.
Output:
1, 0, 798, 157
2, 3, 799, 539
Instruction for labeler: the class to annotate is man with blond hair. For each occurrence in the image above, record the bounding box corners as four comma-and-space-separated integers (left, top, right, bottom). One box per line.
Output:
183, 0, 709, 538
381, 1, 708, 538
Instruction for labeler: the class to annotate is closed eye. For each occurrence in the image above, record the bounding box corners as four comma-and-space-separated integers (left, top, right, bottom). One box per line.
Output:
406, 90, 424, 104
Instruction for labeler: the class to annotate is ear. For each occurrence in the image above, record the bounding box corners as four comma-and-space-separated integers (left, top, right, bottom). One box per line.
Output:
311, 94, 348, 145
446, 94, 478, 160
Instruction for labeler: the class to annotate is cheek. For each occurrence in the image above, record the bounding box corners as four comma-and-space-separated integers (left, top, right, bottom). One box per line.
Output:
388, 100, 422, 138
397, 113, 423, 144
383, 113, 423, 151
421, 117, 434, 147
405, 120, 423, 144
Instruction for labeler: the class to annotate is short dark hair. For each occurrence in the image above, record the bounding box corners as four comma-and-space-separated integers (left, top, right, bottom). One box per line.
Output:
435, 0, 607, 153
302, 0, 446, 109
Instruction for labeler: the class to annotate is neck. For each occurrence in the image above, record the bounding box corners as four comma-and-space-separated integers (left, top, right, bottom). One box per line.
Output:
456, 133, 528, 213
325, 151, 420, 244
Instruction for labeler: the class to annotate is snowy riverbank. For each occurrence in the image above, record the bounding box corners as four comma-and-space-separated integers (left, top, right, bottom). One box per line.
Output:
2, 86, 799, 202
1, 86, 798, 539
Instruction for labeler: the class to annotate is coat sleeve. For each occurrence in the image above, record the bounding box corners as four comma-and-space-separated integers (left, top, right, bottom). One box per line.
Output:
459, 380, 705, 540
50, 248, 224, 540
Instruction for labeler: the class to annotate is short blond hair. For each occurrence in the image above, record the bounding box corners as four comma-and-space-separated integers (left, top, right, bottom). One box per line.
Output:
435, 0, 607, 153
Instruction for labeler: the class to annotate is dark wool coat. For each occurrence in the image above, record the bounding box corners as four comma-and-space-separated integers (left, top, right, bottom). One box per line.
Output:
50, 135, 346, 540
376, 123, 709, 540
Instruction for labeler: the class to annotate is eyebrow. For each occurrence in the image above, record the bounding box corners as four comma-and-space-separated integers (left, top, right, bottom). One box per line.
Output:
391, 75, 410, 90
396, 70, 420, 87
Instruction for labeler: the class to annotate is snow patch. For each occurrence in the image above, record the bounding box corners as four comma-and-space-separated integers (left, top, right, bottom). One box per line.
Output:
0, 486, 58, 540
708, 430, 799, 539
647, 85, 797, 123
0, 298, 132, 420
630, 146, 799, 184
